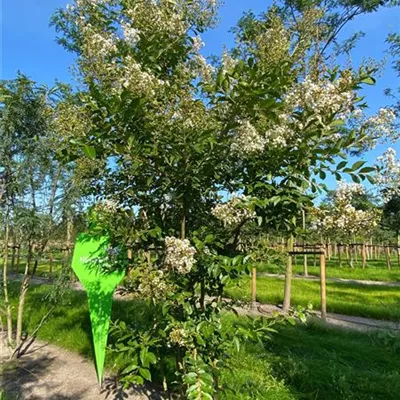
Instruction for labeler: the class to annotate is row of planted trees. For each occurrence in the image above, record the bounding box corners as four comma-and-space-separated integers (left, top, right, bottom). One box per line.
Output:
2, 0, 400, 397
0, 76, 93, 350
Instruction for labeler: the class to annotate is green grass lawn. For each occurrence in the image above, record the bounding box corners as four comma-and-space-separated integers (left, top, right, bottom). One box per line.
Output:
5, 283, 400, 399
226, 275, 400, 321
258, 255, 400, 282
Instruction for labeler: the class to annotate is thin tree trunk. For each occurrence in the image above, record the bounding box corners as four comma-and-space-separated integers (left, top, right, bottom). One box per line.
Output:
16, 244, 33, 347
15, 245, 21, 274
283, 236, 294, 312
2, 219, 13, 344
397, 234, 400, 269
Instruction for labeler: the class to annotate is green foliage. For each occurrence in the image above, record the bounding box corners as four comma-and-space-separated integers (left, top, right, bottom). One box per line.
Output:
46, 0, 394, 396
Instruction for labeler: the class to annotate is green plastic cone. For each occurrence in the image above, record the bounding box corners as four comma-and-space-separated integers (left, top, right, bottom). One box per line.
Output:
71, 233, 125, 384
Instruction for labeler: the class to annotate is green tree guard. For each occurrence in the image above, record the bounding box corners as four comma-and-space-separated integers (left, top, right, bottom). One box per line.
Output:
71, 233, 125, 384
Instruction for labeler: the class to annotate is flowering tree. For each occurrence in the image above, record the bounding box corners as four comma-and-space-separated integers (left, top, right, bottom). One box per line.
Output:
312, 182, 380, 266
51, 0, 395, 396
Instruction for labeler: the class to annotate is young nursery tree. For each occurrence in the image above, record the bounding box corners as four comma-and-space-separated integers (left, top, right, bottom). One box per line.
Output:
0, 75, 85, 349
51, 0, 396, 396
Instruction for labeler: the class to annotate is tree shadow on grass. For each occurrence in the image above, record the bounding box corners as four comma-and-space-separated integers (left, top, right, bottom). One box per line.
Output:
265, 321, 400, 400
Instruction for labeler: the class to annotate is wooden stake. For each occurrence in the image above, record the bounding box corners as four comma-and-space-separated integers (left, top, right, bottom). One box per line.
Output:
320, 249, 327, 322
361, 243, 366, 269
251, 266, 257, 309
385, 246, 391, 270
283, 236, 294, 313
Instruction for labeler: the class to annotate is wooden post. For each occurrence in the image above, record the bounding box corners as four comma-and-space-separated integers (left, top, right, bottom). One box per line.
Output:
385, 246, 391, 270
283, 236, 294, 312
251, 266, 257, 309
361, 243, 366, 269
302, 209, 308, 277
320, 248, 327, 322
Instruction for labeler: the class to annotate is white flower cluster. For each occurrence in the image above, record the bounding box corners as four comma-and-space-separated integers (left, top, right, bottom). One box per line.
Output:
264, 123, 295, 148
138, 269, 169, 299
120, 55, 165, 96
83, 28, 118, 59
169, 327, 191, 347
212, 195, 255, 227
376, 147, 400, 201
121, 22, 140, 46
364, 108, 397, 142
285, 76, 355, 118
222, 51, 238, 72
164, 236, 197, 274
313, 182, 379, 237
191, 35, 205, 52
319, 205, 379, 236
193, 55, 215, 84
94, 199, 118, 213
334, 182, 365, 205
231, 120, 265, 154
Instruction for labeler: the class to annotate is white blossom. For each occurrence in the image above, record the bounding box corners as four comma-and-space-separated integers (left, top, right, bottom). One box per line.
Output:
191, 35, 205, 52
375, 147, 400, 201
169, 328, 190, 347
164, 236, 197, 274
285, 76, 355, 118
212, 195, 255, 227
364, 108, 398, 142
231, 121, 265, 154
334, 182, 365, 205
122, 22, 140, 46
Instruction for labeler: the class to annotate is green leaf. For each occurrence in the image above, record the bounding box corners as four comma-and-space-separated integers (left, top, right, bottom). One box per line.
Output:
351, 161, 366, 171
361, 76, 376, 85
139, 367, 151, 381
82, 145, 96, 159
359, 167, 375, 173
122, 364, 138, 375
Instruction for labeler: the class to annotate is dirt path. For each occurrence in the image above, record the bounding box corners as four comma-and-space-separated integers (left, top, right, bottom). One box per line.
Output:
1, 335, 164, 400
258, 272, 400, 287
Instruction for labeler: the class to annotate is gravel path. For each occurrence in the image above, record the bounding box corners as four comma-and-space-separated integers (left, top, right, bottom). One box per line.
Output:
241, 302, 400, 332
258, 272, 400, 287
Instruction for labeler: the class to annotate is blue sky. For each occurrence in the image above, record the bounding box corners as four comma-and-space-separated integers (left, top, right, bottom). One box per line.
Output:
1, 0, 400, 192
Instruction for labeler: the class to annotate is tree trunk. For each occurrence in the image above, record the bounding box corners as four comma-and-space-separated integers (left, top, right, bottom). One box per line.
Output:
397, 234, 400, 269
16, 244, 33, 347
2, 220, 13, 345
283, 236, 294, 313
16, 245, 21, 273
338, 244, 342, 267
